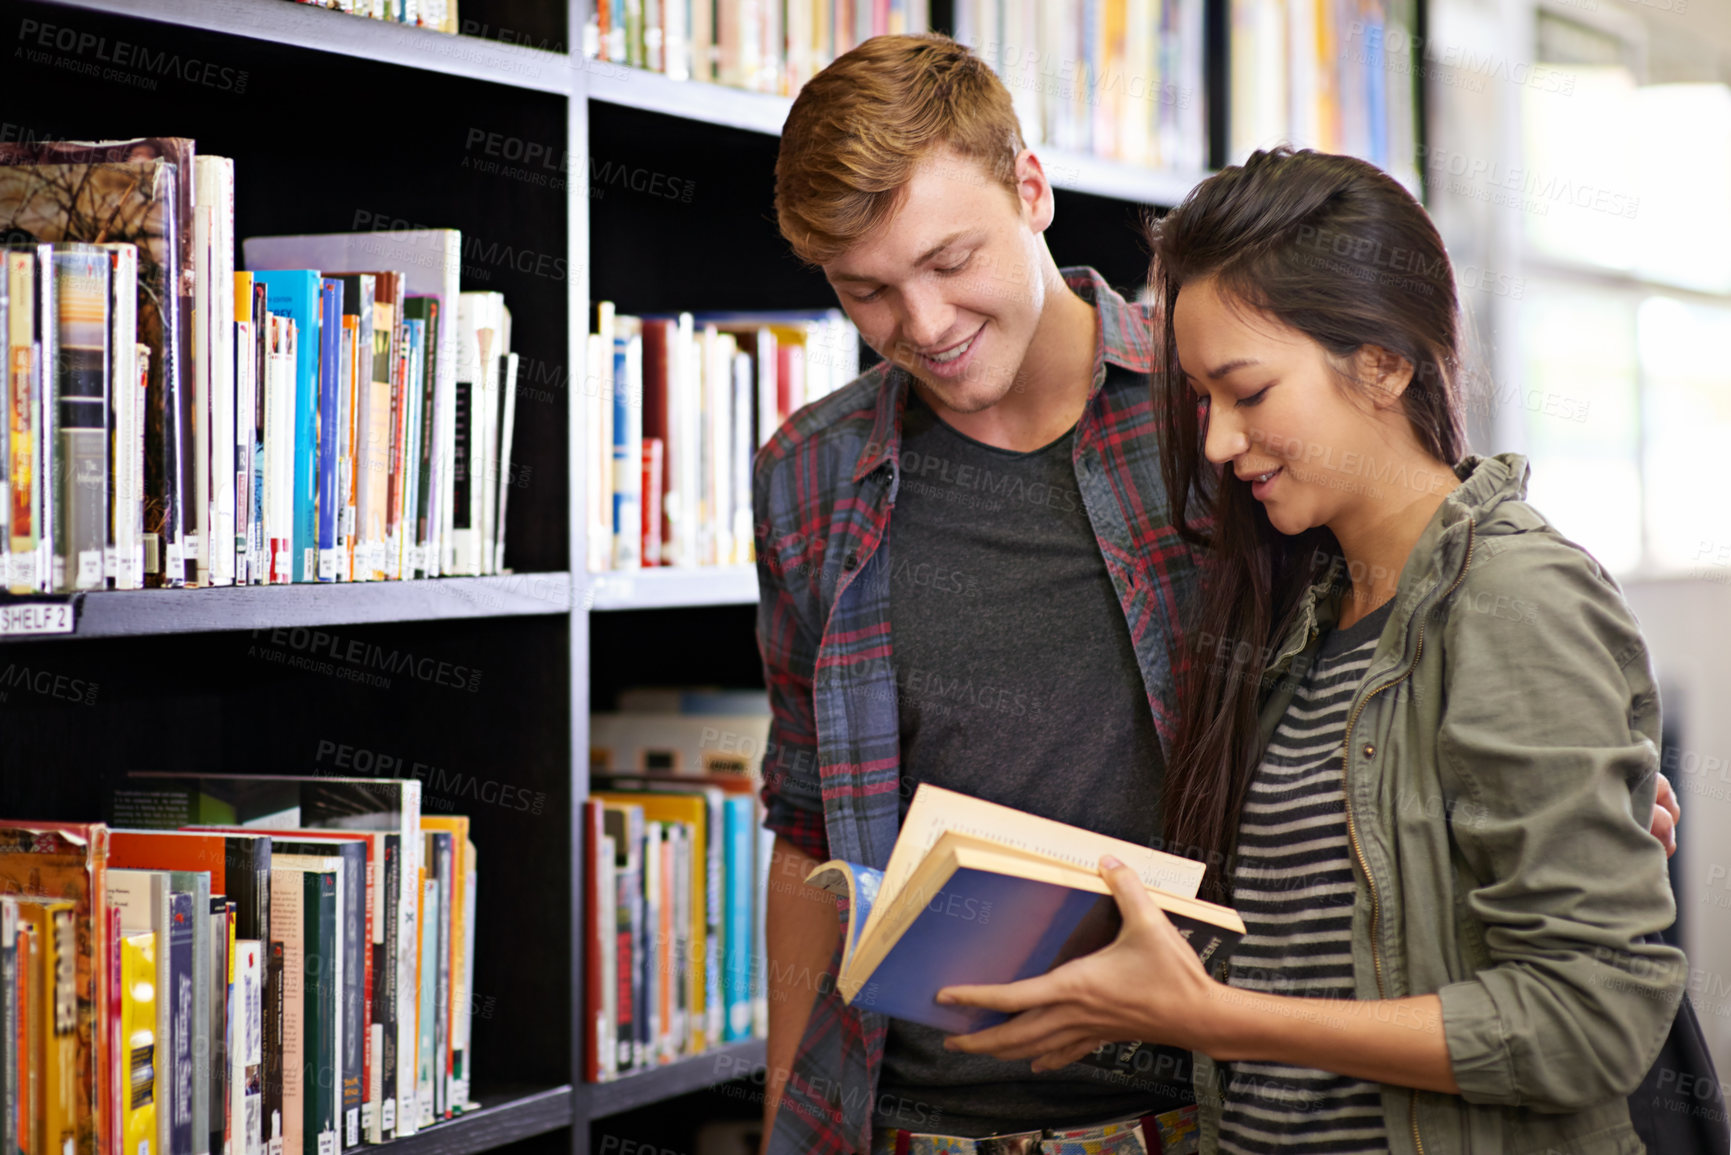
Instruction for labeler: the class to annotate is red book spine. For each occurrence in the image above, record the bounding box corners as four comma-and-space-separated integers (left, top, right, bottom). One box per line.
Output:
641, 438, 665, 568
582, 802, 606, 1081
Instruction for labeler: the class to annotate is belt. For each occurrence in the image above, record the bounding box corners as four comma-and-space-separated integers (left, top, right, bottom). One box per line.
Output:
870, 1105, 1198, 1155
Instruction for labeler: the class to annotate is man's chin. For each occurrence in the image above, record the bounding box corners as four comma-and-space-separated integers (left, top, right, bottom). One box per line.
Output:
912, 373, 1014, 415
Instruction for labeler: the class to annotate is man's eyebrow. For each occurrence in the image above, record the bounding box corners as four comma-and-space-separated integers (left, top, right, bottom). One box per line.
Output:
828, 230, 978, 284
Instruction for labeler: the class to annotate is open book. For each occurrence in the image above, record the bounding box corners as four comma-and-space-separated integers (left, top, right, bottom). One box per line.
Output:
806, 784, 1243, 1073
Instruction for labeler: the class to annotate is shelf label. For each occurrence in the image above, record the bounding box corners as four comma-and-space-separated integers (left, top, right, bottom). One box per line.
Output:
0, 602, 74, 636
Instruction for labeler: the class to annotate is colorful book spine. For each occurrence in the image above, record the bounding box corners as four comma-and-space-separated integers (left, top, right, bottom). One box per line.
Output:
722, 794, 754, 1041
413, 878, 437, 1128
102, 244, 140, 590
302, 872, 339, 1155
229, 941, 261, 1155
233, 273, 256, 586
167, 889, 195, 1155
402, 298, 440, 580
610, 327, 642, 569
250, 270, 322, 583
119, 932, 157, 1155
50, 245, 108, 592
317, 280, 344, 581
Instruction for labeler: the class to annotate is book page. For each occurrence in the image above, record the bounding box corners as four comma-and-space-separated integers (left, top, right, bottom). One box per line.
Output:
869, 785, 1205, 946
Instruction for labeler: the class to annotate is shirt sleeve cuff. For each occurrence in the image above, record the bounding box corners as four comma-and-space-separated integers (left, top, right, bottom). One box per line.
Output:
762, 791, 830, 864
1437, 979, 1518, 1105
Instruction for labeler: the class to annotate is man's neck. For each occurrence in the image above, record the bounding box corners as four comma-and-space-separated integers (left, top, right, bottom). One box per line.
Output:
918, 268, 1100, 453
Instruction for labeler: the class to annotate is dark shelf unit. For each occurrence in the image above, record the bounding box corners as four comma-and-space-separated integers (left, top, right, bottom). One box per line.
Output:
390, 1087, 576, 1155
0, 1, 1255, 1152
580, 1041, 768, 1120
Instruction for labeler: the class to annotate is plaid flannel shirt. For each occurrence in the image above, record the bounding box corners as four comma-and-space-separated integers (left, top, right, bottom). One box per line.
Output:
752, 268, 1200, 1155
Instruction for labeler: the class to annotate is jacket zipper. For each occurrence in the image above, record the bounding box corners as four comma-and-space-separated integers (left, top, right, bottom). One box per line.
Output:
1338, 521, 1475, 1155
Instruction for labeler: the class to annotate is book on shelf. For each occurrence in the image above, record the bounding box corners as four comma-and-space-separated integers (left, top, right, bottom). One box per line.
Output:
583, 0, 931, 95
948, 0, 1208, 172
587, 305, 856, 573
1, 778, 479, 1155
805, 783, 1241, 1076
285, 0, 458, 35
118, 929, 158, 1155
0, 155, 523, 594
1227, 0, 1418, 182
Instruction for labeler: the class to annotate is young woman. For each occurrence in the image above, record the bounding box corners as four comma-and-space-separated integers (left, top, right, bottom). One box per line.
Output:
936, 148, 1698, 1153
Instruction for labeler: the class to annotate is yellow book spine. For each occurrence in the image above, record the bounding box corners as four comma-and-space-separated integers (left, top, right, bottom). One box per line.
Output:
119, 934, 157, 1155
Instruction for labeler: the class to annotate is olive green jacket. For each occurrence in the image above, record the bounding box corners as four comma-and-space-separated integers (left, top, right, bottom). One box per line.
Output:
1194, 454, 1685, 1154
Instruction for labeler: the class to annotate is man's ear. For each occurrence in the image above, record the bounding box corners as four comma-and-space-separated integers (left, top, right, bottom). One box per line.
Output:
1356, 344, 1415, 405
1013, 149, 1056, 234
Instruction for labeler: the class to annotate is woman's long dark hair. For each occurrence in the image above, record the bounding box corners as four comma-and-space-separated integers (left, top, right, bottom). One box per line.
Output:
1150, 148, 1468, 904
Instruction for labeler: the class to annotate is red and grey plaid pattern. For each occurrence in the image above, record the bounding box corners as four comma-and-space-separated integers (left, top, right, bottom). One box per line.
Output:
752, 268, 1201, 1155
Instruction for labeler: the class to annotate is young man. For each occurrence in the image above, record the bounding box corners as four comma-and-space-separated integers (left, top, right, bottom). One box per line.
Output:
752, 32, 1682, 1155
753, 34, 1200, 1155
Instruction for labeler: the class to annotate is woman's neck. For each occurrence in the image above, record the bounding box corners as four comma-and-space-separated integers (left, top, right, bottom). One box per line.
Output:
1330, 462, 1461, 630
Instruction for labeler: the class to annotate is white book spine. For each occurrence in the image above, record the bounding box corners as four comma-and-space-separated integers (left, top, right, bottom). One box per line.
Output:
585, 334, 609, 573
269, 869, 305, 1155
493, 352, 518, 576
106, 245, 138, 589
205, 159, 237, 587
190, 180, 211, 586
232, 940, 263, 1155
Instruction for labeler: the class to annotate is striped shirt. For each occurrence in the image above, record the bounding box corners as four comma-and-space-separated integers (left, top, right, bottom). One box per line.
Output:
1217, 598, 1396, 1154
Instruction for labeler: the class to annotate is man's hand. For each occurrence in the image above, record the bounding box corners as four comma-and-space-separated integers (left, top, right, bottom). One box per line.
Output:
1652, 772, 1680, 858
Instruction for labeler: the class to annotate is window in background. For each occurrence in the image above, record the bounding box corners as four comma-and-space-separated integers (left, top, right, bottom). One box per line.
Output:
1511, 10, 1731, 576
1517, 277, 1643, 574
1638, 296, 1731, 571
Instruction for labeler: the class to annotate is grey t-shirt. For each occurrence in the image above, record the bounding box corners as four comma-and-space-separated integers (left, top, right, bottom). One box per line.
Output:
874, 390, 1174, 1136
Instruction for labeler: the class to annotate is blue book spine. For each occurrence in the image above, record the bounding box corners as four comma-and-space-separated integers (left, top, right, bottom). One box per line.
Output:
722, 795, 754, 1041
1366, 16, 1389, 169
401, 319, 426, 577
610, 335, 641, 567
168, 890, 196, 1155
317, 280, 343, 581
252, 270, 322, 582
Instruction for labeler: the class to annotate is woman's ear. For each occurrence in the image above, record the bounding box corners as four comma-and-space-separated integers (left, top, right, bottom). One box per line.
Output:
1356, 344, 1415, 406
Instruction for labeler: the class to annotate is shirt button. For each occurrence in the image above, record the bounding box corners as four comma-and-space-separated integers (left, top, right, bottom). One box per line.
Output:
843, 552, 859, 571
1363, 743, 1376, 758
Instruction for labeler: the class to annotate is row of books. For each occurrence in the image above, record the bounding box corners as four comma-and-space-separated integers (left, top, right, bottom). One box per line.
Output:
584, 690, 773, 1081
583, 0, 933, 94
0, 775, 475, 1155
286, 0, 459, 34
953, 0, 1208, 172
1228, 0, 1420, 181
0, 137, 518, 592
585, 306, 857, 572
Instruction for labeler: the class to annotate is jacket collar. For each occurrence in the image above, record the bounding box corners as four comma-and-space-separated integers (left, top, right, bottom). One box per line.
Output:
1268, 453, 1532, 675
850, 266, 1151, 483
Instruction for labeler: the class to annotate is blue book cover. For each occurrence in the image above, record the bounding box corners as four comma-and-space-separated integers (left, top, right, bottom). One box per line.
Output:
317, 279, 344, 581
721, 794, 755, 1041
251, 270, 322, 582
806, 835, 1242, 1073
